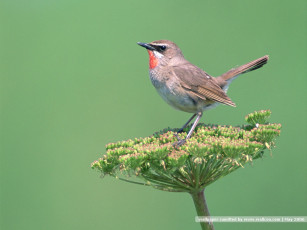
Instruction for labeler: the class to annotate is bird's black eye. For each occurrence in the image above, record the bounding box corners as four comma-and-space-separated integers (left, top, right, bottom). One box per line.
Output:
159, 45, 167, 51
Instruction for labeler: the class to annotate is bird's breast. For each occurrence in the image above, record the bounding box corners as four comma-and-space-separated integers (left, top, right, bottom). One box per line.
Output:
149, 70, 203, 113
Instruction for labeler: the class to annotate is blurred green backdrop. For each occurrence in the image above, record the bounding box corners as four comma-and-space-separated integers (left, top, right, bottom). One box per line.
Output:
1, 0, 306, 230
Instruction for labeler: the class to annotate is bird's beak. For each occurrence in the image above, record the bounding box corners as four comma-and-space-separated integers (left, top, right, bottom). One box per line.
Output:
137, 42, 156, 51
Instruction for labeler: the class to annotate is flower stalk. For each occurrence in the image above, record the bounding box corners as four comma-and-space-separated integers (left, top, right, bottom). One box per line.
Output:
191, 190, 214, 230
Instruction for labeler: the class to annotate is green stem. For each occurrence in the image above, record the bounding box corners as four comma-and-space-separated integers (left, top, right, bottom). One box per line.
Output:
190, 189, 214, 230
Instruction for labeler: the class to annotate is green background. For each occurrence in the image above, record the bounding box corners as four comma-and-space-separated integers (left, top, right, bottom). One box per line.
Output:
1, 0, 306, 230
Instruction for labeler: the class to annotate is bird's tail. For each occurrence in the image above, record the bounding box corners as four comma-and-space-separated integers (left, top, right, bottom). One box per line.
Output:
217, 55, 269, 81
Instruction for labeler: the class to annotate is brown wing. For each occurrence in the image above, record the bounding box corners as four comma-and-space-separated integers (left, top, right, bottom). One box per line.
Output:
172, 63, 236, 107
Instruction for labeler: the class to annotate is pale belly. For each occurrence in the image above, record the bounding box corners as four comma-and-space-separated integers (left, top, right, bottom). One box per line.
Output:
150, 72, 219, 113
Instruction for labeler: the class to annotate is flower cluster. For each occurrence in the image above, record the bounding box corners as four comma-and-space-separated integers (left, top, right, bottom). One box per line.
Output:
245, 109, 272, 126
92, 110, 281, 192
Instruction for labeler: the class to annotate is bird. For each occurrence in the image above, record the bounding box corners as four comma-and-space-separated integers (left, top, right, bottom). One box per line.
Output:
137, 40, 268, 146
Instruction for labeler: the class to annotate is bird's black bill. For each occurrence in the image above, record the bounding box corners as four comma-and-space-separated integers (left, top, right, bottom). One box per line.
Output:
137, 42, 156, 51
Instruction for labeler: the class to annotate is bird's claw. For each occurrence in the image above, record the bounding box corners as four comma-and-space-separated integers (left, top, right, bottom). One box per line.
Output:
172, 138, 186, 148
176, 128, 184, 133
174, 133, 181, 141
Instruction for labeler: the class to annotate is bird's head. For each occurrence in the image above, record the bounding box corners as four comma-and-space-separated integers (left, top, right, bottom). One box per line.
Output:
137, 40, 184, 69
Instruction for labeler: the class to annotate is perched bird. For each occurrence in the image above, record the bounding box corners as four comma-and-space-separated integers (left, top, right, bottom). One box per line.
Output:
137, 40, 268, 146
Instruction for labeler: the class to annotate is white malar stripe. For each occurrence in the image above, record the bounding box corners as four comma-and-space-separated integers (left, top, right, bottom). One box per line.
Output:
153, 51, 164, 59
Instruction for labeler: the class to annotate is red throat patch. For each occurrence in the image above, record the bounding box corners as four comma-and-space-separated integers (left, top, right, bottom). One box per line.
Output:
147, 50, 158, 69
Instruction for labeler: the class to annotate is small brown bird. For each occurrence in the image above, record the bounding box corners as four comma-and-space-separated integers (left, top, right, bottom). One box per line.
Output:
137, 40, 268, 146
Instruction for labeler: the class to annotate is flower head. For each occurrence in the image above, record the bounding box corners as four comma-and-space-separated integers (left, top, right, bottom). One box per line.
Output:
92, 111, 281, 192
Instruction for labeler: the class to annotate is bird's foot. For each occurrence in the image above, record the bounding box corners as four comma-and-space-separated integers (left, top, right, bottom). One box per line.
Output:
174, 133, 181, 141
172, 138, 186, 148
176, 128, 184, 133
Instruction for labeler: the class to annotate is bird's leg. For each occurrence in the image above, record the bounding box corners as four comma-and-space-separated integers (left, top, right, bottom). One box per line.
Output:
174, 113, 197, 141
177, 113, 197, 133
186, 112, 203, 139
174, 112, 203, 147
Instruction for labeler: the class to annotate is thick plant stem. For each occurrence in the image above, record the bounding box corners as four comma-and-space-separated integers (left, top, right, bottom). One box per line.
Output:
190, 189, 214, 230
